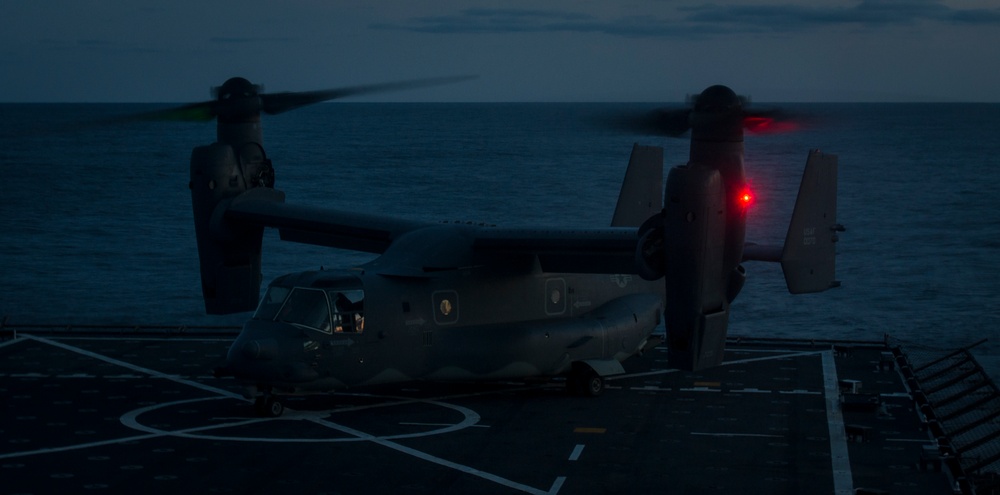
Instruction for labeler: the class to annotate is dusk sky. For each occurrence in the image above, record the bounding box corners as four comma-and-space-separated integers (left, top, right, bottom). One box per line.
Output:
2, 0, 999, 103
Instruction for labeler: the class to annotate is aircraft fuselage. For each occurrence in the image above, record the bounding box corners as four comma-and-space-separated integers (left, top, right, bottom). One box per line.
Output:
222, 244, 663, 394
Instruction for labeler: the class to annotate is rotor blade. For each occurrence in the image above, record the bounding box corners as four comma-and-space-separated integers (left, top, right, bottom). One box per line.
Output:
742, 108, 802, 134
129, 100, 220, 122
607, 107, 692, 137
260, 75, 478, 115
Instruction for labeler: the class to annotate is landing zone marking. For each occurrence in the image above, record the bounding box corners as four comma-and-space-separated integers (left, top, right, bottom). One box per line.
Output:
8, 335, 566, 495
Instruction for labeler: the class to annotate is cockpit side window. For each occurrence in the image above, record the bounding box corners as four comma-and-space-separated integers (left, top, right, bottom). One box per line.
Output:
329, 289, 365, 333
276, 288, 333, 333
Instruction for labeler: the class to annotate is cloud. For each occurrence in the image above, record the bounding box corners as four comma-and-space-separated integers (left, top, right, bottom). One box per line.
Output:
371, 1, 1000, 38
208, 37, 297, 44
682, 0, 1000, 31
35, 38, 159, 55
371, 8, 597, 34
371, 8, 727, 38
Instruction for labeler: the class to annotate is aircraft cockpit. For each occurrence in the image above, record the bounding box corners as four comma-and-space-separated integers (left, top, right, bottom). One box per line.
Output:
252, 277, 365, 334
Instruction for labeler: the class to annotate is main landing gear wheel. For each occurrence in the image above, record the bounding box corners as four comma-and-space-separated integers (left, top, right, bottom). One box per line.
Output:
254, 395, 284, 417
567, 366, 605, 397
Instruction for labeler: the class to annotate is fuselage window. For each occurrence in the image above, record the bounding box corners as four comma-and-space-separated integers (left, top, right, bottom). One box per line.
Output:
330, 289, 365, 333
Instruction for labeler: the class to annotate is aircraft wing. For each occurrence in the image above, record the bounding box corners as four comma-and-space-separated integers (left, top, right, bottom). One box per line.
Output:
473, 227, 640, 274
224, 189, 642, 272
224, 188, 434, 254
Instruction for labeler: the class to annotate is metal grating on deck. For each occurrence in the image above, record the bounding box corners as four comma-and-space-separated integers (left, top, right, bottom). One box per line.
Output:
896, 338, 1000, 493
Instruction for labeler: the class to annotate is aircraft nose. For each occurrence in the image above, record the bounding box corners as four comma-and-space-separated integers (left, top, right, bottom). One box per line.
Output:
240, 338, 279, 360
218, 321, 320, 383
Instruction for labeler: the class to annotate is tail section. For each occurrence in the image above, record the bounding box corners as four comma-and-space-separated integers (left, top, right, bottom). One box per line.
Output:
743, 149, 843, 293
612, 144, 663, 227
781, 150, 842, 293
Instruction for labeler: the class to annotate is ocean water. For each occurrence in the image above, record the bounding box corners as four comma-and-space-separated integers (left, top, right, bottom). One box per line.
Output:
1, 102, 999, 376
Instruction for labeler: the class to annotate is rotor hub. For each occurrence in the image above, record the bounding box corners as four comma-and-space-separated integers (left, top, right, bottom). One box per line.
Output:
690, 85, 744, 143
213, 77, 264, 125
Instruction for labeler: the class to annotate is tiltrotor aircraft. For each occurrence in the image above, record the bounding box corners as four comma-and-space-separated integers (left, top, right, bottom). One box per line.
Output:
158, 77, 843, 416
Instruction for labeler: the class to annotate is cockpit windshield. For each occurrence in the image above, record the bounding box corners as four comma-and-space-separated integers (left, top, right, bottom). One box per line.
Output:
277, 288, 332, 332
254, 286, 290, 321
254, 285, 365, 334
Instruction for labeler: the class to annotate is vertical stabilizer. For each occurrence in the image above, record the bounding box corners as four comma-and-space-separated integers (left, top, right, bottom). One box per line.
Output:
781, 150, 841, 294
612, 144, 663, 227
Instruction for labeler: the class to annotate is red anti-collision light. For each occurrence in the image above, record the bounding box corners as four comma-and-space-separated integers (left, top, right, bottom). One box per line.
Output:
738, 186, 754, 209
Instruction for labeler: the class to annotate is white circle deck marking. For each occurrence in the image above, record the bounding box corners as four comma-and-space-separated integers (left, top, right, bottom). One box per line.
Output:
120, 394, 481, 443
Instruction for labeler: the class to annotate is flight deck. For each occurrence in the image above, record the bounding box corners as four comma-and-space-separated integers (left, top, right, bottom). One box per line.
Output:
2, 325, 998, 494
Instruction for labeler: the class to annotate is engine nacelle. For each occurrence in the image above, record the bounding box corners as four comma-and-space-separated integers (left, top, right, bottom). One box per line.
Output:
661, 165, 732, 371
190, 142, 277, 314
